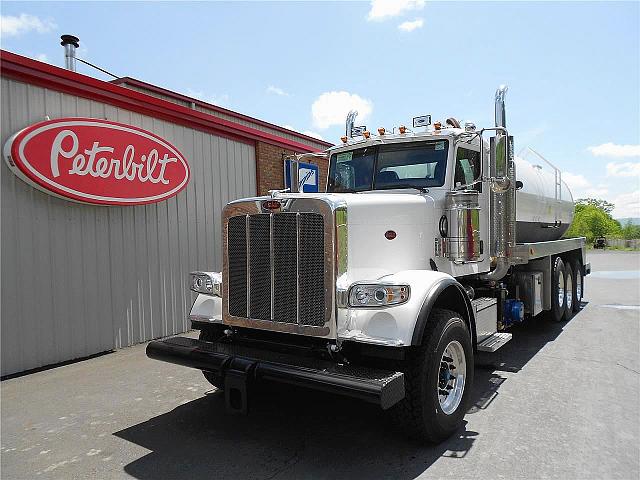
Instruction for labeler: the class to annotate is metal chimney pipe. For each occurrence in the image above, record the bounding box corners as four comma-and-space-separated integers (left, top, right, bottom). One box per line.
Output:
60, 35, 80, 72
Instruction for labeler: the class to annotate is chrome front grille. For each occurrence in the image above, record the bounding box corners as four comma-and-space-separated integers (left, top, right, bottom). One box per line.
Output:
226, 212, 325, 327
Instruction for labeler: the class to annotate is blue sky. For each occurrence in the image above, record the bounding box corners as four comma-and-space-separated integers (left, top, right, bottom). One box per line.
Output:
1, 1, 639, 217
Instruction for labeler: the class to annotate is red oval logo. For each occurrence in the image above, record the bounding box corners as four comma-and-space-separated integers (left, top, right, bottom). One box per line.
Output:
385, 230, 397, 240
262, 200, 281, 210
3, 117, 190, 205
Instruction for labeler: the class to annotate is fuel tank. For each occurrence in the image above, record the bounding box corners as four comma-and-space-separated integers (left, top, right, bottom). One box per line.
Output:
514, 150, 574, 243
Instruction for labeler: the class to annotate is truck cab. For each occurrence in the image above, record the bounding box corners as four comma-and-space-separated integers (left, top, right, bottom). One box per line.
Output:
147, 86, 589, 443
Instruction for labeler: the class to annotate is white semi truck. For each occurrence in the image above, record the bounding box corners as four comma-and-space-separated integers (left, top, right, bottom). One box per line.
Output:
147, 86, 590, 442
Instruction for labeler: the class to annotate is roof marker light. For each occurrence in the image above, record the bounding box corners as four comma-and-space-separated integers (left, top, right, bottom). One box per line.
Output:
398, 125, 407, 134
363, 130, 371, 139
341, 136, 348, 143
378, 127, 385, 135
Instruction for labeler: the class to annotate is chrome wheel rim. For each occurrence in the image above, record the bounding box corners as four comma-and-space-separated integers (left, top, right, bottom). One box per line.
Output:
576, 271, 582, 302
438, 340, 466, 415
566, 272, 573, 311
558, 271, 565, 308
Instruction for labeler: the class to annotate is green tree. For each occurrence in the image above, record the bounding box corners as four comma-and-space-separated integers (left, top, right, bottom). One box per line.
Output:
575, 198, 615, 214
622, 220, 640, 239
565, 199, 622, 242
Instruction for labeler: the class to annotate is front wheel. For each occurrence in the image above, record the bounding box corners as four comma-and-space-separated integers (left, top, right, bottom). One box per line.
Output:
390, 308, 474, 443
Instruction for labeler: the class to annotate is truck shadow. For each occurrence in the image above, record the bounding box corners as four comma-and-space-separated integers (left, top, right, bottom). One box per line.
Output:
114, 305, 586, 480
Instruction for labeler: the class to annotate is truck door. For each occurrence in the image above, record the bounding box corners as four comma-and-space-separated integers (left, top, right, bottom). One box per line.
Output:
451, 144, 489, 266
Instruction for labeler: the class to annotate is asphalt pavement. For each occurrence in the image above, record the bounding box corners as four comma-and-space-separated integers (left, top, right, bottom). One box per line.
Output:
1, 250, 638, 480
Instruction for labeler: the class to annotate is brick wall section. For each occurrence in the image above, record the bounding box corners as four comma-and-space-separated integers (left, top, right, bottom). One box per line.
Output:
255, 141, 329, 196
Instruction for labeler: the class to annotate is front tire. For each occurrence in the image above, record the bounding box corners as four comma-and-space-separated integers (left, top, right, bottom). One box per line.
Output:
390, 309, 474, 443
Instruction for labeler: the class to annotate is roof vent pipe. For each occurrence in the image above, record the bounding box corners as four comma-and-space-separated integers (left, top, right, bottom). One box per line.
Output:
60, 35, 79, 72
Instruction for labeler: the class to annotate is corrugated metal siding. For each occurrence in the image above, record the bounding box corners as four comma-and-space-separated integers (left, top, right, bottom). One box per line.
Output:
0, 77, 256, 376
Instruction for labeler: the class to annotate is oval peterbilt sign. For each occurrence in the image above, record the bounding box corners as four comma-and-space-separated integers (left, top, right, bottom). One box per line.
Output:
3, 118, 190, 205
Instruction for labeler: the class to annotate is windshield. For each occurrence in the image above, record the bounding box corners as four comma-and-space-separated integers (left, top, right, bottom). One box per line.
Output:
327, 140, 449, 193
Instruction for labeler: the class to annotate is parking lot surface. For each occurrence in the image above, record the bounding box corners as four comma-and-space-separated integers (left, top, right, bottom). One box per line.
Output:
1, 250, 639, 480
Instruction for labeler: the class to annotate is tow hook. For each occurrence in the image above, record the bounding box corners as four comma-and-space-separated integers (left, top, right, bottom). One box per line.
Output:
224, 357, 256, 415
327, 342, 349, 365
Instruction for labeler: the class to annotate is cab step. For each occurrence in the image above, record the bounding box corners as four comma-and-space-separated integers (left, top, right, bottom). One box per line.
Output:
477, 332, 512, 352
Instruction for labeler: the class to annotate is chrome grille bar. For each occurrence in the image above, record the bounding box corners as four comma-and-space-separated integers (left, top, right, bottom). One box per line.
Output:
296, 212, 300, 325
270, 213, 274, 321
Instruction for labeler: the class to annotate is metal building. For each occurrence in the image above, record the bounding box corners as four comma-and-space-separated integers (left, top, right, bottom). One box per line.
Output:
0, 50, 331, 376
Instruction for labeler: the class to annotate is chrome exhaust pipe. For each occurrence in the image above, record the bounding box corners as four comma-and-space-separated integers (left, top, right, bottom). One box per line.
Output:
481, 85, 515, 282
495, 85, 508, 129
345, 110, 358, 138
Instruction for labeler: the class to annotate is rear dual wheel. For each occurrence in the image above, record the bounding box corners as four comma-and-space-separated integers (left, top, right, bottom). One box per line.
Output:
551, 257, 583, 322
550, 257, 567, 322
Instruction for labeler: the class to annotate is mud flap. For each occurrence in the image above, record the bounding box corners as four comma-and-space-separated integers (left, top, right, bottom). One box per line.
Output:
224, 358, 256, 415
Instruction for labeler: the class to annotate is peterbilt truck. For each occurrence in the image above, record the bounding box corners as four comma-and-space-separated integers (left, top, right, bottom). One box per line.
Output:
147, 86, 590, 442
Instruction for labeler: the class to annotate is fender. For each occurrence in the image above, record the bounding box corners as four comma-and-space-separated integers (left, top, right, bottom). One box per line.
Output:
410, 277, 477, 348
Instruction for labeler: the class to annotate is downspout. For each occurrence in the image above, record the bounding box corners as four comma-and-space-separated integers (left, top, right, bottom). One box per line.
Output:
480, 85, 515, 281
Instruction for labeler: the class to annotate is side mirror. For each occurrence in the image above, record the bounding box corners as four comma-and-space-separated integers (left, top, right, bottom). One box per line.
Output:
286, 159, 300, 193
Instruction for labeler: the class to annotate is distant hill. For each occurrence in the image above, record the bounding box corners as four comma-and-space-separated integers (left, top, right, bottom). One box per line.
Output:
616, 217, 640, 225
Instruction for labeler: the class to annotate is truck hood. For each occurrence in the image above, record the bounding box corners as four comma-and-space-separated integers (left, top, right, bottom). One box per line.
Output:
268, 191, 438, 281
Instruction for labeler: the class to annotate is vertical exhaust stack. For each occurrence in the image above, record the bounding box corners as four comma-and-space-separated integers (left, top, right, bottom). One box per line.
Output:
60, 35, 80, 72
345, 110, 358, 138
481, 85, 516, 281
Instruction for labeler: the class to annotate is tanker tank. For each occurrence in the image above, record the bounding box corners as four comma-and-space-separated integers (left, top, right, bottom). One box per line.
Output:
514, 148, 574, 243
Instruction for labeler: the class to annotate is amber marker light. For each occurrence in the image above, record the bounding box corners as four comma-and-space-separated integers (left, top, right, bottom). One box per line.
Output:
340, 136, 348, 143
363, 130, 371, 139
434, 121, 442, 131
398, 125, 407, 134
377, 127, 385, 135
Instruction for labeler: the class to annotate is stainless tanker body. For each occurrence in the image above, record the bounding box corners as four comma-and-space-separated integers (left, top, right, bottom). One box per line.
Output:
514, 151, 574, 243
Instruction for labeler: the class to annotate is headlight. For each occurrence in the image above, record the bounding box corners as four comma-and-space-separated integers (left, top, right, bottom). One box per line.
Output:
190, 271, 222, 296
348, 284, 410, 307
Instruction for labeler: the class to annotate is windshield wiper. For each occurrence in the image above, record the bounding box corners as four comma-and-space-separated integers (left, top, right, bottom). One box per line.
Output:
374, 184, 429, 193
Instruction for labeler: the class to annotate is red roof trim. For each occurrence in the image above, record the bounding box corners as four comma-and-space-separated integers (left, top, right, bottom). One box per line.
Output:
0, 50, 328, 153
112, 77, 333, 148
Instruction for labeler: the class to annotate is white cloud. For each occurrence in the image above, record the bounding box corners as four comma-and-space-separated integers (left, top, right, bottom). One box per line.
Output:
563, 171, 609, 200
281, 125, 325, 141
0, 14, 56, 37
398, 18, 424, 32
587, 143, 640, 158
302, 130, 325, 141
35, 53, 49, 63
563, 172, 591, 189
367, 0, 425, 21
185, 88, 230, 107
311, 91, 373, 130
606, 162, 640, 177
267, 85, 290, 97
611, 190, 640, 219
